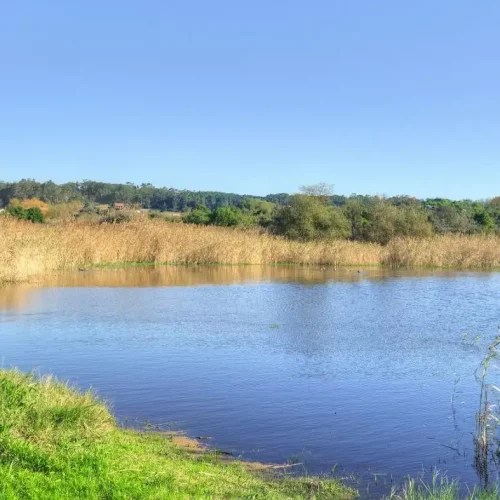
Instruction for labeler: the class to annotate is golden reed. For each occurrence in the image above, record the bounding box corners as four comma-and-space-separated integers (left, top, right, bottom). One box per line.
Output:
1, 218, 499, 283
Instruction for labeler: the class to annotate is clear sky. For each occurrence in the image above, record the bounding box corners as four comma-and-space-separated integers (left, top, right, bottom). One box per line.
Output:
0, 1, 499, 199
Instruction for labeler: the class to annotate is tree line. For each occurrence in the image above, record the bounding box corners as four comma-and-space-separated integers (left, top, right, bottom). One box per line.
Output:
1, 179, 500, 243
0, 179, 266, 212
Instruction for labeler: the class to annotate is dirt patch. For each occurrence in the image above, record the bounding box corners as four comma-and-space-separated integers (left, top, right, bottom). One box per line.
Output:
168, 433, 206, 453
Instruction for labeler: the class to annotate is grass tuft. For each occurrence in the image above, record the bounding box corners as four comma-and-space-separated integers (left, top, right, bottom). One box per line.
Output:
386, 474, 500, 500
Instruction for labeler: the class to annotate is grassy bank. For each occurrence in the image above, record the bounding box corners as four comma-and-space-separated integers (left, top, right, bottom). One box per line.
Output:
0, 369, 354, 499
1, 218, 500, 284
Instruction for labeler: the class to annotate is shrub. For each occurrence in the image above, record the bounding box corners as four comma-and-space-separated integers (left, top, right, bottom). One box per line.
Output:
273, 194, 351, 241
7, 204, 28, 220
6, 204, 45, 223
344, 201, 432, 244
474, 211, 496, 233
184, 205, 211, 225
430, 205, 476, 234
240, 199, 276, 227
46, 202, 83, 221
99, 214, 131, 224
25, 207, 45, 223
210, 206, 243, 227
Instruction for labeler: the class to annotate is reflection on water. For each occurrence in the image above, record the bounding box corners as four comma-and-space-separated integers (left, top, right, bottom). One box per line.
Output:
0, 286, 36, 311
1, 266, 500, 498
0, 265, 471, 310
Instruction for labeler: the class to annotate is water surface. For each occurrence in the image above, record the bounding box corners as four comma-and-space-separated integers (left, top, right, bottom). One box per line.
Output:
1, 266, 499, 497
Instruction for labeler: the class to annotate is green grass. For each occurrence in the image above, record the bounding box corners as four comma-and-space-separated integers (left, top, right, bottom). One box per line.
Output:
386, 476, 500, 500
0, 370, 355, 499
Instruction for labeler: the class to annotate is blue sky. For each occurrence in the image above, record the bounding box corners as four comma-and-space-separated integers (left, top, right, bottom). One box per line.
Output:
0, 1, 499, 199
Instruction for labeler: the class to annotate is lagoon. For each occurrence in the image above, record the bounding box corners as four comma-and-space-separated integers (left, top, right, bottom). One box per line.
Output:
1, 266, 499, 497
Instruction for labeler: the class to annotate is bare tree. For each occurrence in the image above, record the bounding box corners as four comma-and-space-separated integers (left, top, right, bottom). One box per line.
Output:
299, 183, 334, 197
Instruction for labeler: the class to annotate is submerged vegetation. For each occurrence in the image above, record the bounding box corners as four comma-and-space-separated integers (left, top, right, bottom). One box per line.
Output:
0, 369, 354, 499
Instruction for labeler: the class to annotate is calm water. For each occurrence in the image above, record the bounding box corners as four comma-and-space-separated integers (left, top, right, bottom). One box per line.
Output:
1, 266, 499, 497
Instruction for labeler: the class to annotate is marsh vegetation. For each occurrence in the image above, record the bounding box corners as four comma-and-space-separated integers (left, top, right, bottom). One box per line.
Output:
1, 216, 500, 284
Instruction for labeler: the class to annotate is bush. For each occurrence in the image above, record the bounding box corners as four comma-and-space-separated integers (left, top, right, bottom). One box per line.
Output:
240, 198, 276, 227
184, 205, 211, 225
210, 206, 243, 227
46, 201, 83, 221
272, 194, 351, 241
474, 211, 495, 233
430, 205, 475, 234
343, 200, 432, 244
7, 204, 28, 220
6, 204, 45, 223
25, 207, 45, 223
99, 214, 130, 224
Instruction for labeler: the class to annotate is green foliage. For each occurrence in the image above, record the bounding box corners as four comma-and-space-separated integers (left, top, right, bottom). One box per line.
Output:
210, 206, 243, 227
183, 205, 212, 225
386, 474, 499, 499
474, 211, 496, 233
6, 204, 45, 223
343, 199, 371, 241
429, 205, 475, 234
7, 204, 28, 220
25, 207, 45, 223
241, 198, 276, 227
99, 214, 131, 224
2, 179, 500, 242
0, 369, 355, 500
343, 200, 432, 244
273, 194, 351, 241
184, 201, 276, 228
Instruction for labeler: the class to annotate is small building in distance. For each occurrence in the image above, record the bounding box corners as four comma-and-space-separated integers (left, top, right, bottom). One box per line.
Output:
114, 202, 125, 210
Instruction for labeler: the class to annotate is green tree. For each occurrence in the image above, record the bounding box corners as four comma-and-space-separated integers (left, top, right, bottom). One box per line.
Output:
210, 206, 243, 227
474, 211, 495, 233
273, 192, 351, 241
342, 199, 371, 241
488, 197, 500, 209
240, 198, 276, 227
429, 205, 475, 234
354, 201, 432, 244
184, 205, 211, 225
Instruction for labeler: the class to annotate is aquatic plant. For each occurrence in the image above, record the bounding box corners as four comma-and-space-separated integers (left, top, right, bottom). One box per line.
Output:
386, 472, 500, 500
462, 333, 482, 348
474, 334, 500, 489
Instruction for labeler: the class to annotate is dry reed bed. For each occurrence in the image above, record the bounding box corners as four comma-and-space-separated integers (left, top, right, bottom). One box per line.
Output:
1, 218, 500, 283
384, 235, 500, 269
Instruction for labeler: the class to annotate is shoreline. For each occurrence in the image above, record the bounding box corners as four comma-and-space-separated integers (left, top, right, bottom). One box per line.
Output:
0, 369, 355, 499
2, 218, 500, 286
